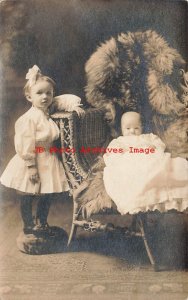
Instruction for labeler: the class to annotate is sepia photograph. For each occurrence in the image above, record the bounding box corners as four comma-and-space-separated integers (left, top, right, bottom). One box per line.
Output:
0, 0, 188, 299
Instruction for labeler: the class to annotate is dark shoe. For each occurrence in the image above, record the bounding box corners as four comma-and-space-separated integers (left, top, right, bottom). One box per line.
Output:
23, 226, 35, 235
33, 223, 49, 232
32, 223, 55, 237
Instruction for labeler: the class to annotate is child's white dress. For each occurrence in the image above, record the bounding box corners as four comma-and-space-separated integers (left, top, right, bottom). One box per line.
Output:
0, 106, 69, 194
103, 134, 188, 215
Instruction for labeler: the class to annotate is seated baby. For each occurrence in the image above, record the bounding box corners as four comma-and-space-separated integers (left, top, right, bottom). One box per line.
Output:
103, 112, 188, 215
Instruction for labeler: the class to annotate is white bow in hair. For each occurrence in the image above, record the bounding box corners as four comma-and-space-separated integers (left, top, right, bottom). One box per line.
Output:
25, 65, 41, 85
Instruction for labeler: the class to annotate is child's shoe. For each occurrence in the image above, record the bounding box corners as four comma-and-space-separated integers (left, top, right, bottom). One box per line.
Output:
23, 226, 35, 235
32, 223, 54, 237
33, 222, 49, 231
23, 218, 35, 235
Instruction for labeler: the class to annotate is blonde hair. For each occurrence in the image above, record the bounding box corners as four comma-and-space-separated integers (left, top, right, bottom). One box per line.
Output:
23, 74, 56, 98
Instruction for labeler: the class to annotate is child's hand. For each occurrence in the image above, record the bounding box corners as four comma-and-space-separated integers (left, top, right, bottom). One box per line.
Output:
73, 106, 85, 117
28, 166, 40, 184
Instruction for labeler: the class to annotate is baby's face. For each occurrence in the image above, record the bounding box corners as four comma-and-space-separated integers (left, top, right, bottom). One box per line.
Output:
121, 113, 142, 136
26, 80, 54, 110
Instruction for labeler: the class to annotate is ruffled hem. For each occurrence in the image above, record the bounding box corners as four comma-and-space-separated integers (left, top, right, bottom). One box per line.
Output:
0, 153, 70, 194
118, 198, 188, 215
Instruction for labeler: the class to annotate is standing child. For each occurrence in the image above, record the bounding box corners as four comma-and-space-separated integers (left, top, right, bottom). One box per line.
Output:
0, 65, 83, 235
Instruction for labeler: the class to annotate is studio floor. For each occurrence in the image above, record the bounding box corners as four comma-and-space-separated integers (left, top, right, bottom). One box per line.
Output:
0, 188, 188, 300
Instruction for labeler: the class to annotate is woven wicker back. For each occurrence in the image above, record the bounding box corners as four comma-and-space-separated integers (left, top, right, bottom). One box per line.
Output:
74, 108, 110, 170
52, 108, 109, 188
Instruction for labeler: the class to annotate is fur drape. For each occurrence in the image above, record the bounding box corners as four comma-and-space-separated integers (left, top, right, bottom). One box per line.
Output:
85, 30, 185, 136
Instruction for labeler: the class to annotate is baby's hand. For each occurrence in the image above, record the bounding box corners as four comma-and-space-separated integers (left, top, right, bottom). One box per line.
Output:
73, 106, 85, 117
28, 166, 40, 184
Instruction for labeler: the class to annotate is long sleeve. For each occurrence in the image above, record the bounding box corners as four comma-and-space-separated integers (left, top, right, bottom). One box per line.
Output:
14, 117, 36, 166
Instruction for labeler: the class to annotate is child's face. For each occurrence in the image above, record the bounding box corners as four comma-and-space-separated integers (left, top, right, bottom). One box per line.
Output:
121, 113, 142, 136
26, 80, 54, 110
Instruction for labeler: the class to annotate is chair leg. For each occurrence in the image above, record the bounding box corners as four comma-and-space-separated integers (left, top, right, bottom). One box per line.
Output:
67, 201, 79, 246
137, 215, 155, 267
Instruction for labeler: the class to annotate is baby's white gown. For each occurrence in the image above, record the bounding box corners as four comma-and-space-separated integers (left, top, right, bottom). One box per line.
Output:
103, 134, 188, 215
0, 106, 69, 194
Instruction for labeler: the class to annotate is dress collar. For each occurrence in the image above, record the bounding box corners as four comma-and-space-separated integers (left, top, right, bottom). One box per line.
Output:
32, 106, 50, 119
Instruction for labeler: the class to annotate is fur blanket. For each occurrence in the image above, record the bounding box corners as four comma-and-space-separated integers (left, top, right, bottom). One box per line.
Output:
85, 30, 185, 136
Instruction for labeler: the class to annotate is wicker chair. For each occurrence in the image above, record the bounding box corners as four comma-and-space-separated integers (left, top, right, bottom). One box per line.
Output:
52, 109, 157, 267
